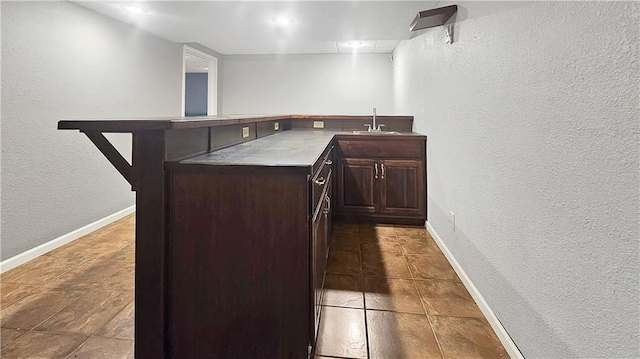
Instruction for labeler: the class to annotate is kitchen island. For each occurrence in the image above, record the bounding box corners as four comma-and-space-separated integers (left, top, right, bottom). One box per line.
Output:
58, 115, 426, 359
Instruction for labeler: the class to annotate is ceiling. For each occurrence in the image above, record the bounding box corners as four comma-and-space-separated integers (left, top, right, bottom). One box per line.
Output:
74, 1, 439, 55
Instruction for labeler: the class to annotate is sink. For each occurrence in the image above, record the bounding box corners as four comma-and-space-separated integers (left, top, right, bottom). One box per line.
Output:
352, 130, 401, 135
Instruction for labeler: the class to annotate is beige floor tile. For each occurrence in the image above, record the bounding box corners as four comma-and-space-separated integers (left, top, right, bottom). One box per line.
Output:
1, 289, 85, 330
367, 310, 442, 359
65, 336, 133, 359
359, 224, 397, 241
35, 289, 133, 335
100, 244, 135, 263
91, 231, 134, 250
95, 301, 134, 339
45, 259, 129, 291
0, 256, 52, 282
100, 264, 135, 291
364, 277, 424, 314
360, 235, 398, 244
1, 330, 87, 358
1, 283, 39, 308
315, 306, 367, 359
394, 225, 429, 238
362, 251, 412, 279
431, 316, 508, 359
1, 327, 28, 349
326, 250, 361, 275
322, 274, 364, 309
329, 232, 360, 253
1, 256, 84, 285
360, 241, 403, 254
333, 223, 359, 234
48, 242, 129, 263
397, 236, 443, 256
405, 255, 460, 281
415, 280, 484, 318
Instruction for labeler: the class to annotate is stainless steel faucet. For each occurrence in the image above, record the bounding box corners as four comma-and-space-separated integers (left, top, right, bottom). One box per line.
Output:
364, 107, 385, 132
372, 107, 377, 131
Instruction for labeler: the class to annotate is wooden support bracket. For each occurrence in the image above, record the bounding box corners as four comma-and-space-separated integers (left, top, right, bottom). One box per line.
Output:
84, 131, 133, 186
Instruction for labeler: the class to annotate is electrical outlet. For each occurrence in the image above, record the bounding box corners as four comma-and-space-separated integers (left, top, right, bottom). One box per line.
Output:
242, 126, 250, 138
313, 120, 325, 129
449, 211, 455, 231
274, 121, 279, 131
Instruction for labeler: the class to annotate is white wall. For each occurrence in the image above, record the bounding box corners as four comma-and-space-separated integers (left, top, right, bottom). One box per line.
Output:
393, 2, 639, 357
1, 2, 183, 260
222, 54, 392, 115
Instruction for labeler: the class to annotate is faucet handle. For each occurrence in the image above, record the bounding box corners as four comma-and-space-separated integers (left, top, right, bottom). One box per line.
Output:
364, 124, 372, 131
377, 124, 385, 131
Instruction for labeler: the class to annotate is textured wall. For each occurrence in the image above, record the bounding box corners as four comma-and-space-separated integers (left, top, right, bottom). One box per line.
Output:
393, 1, 639, 357
1, 2, 182, 260
223, 54, 392, 115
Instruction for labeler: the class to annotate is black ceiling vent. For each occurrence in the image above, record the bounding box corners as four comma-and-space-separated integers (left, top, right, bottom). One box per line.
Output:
409, 5, 458, 32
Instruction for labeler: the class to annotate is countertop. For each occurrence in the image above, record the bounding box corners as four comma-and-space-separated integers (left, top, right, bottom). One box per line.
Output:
174, 130, 425, 168
58, 114, 414, 132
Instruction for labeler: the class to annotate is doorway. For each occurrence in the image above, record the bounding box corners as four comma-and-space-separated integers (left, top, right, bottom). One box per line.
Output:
182, 46, 218, 117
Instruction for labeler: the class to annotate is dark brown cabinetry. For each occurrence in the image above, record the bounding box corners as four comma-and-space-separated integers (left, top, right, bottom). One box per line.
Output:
335, 137, 426, 225
380, 159, 424, 216
59, 115, 423, 359
311, 172, 331, 339
311, 147, 333, 341
336, 158, 377, 213
166, 133, 335, 359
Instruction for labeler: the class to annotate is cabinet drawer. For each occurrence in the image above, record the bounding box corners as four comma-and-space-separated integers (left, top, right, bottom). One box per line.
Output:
312, 167, 331, 215
312, 145, 333, 214
313, 144, 334, 174
337, 139, 423, 159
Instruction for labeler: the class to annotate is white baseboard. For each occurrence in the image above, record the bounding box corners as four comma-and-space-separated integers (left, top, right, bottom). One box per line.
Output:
426, 221, 524, 359
0, 205, 136, 274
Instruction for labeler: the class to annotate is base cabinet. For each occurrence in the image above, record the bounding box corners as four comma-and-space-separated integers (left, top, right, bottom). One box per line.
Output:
335, 138, 426, 224
167, 144, 334, 359
311, 174, 331, 339
336, 158, 377, 214
380, 159, 424, 216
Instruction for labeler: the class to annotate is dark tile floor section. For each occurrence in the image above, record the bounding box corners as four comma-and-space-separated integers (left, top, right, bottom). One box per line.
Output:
316, 223, 509, 359
0, 214, 135, 358
0, 216, 508, 358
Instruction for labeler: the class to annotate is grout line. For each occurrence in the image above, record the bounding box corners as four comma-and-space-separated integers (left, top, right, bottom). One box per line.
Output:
27, 290, 89, 334
357, 224, 371, 359
64, 335, 92, 358
399, 224, 446, 359
415, 276, 446, 359
92, 333, 135, 341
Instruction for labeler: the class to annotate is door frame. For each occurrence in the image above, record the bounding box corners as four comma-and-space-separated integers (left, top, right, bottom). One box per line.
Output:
181, 45, 218, 116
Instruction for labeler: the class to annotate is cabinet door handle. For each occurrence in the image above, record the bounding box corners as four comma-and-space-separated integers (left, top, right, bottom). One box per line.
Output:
315, 177, 326, 185
324, 194, 331, 214
381, 163, 385, 180
374, 163, 379, 179
325, 160, 333, 165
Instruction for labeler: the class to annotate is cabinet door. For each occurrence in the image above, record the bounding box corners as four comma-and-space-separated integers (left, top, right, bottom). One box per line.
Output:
380, 159, 425, 216
336, 158, 378, 213
311, 192, 328, 339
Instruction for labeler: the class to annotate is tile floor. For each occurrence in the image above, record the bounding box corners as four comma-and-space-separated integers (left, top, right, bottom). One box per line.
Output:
315, 223, 509, 359
1, 215, 135, 358
0, 215, 508, 358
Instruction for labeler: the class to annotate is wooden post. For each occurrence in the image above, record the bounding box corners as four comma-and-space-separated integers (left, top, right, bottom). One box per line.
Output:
132, 130, 168, 359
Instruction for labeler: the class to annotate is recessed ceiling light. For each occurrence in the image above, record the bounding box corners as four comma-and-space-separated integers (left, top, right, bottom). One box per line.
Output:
123, 5, 145, 15
272, 16, 294, 25
347, 41, 364, 48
